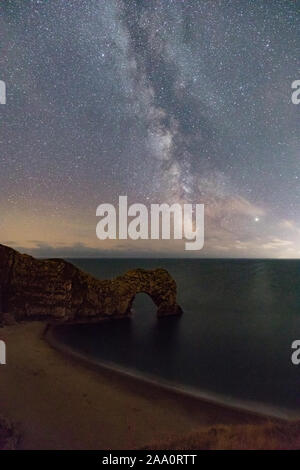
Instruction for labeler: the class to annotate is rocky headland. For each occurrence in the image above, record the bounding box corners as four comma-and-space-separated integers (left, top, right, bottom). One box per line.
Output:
0, 244, 182, 325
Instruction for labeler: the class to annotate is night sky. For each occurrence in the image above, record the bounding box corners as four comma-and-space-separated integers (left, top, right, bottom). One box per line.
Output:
0, 0, 299, 257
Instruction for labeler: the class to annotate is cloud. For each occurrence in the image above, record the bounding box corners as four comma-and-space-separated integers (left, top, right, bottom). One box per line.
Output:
9, 241, 140, 259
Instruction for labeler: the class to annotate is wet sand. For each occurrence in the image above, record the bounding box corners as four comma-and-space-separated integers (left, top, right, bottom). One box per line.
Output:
0, 322, 266, 450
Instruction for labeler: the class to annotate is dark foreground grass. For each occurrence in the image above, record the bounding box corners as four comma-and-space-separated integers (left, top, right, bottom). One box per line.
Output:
144, 421, 300, 450
0, 415, 19, 450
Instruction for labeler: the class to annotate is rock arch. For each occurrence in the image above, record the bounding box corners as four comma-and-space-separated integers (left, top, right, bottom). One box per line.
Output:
0, 244, 183, 325
115, 268, 183, 318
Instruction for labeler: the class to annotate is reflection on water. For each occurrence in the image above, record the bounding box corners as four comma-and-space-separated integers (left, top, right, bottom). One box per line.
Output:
53, 259, 300, 417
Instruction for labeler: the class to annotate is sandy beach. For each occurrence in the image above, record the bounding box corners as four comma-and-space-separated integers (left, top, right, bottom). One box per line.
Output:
0, 321, 268, 450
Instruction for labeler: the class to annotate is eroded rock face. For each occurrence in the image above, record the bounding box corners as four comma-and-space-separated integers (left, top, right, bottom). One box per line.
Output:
0, 244, 183, 325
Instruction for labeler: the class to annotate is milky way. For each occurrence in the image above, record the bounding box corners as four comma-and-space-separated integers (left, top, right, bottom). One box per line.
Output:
0, 0, 299, 257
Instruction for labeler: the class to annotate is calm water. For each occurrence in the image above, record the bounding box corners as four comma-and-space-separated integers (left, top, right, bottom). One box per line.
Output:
53, 259, 300, 418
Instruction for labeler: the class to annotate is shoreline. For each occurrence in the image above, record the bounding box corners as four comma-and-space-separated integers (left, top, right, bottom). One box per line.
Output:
0, 322, 267, 449
46, 325, 295, 422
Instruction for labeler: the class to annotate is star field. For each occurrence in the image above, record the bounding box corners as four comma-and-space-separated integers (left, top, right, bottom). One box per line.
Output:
0, 0, 299, 257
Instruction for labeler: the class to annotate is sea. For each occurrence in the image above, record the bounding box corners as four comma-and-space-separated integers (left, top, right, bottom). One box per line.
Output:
52, 259, 300, 419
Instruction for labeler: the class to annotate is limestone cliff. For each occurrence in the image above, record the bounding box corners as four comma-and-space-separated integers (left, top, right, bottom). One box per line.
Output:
0, 244, 182, 325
